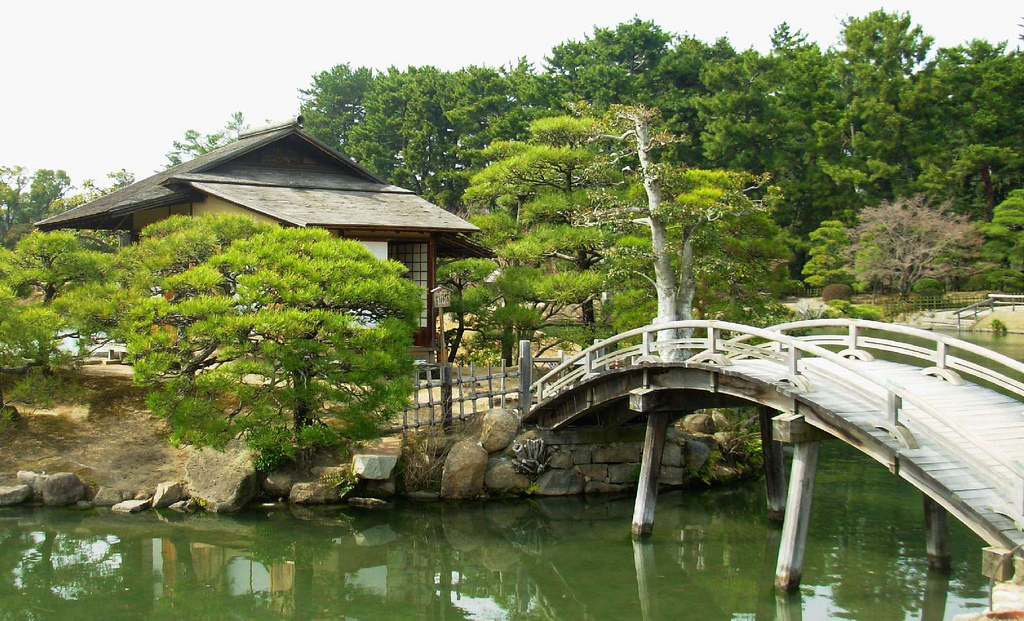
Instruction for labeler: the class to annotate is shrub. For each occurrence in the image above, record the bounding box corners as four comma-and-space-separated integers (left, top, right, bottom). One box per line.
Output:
912, 278, 944, 295
821, 283, 853, 302
991, 318, 1009, 335
247, 424, 297, 472
963, 273, 993, 291
826, 299, 883, 321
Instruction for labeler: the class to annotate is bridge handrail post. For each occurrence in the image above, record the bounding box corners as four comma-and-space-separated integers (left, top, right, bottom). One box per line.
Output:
848, 324, 859, 353
707, 326, 719, 355
936, 341, 947, 370
518, 340, 533, 416
584, 349, 594, 375
886, 389, 902, 426
788, 344, 801, 376
641, 330, 652, 358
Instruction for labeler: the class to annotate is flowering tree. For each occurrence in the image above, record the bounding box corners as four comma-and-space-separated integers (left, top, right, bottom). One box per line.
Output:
852, 195, 981, 295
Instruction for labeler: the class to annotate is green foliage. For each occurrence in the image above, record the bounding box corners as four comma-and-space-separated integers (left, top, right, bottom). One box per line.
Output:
991, 318, 1009, 335
248, 424, 297, 472
821, 283, 853, 302
128, 216, 421, 461
826, 299, 883, 321
7, 370, 86, 408
0, 166, 72, 247
912, 277, 944, 295
165, 112, 247, 167
802, 221, 853, 286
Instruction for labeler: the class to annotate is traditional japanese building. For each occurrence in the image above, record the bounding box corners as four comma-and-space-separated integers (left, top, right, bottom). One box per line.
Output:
36, 117, 488, 353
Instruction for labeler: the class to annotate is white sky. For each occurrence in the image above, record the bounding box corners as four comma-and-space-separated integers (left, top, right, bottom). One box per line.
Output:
2, 1, 1021, 188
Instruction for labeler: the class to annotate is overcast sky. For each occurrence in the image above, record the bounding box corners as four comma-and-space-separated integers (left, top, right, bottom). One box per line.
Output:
3, 1, 1021, 188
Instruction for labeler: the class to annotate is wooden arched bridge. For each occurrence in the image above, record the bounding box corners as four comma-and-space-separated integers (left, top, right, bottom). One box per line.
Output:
519, 319, 1024, 590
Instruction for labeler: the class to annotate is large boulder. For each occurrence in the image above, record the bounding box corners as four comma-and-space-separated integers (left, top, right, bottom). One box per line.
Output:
152, 482, 184, 509
484, 458, 530, 493
533, 469, 585, 496
352, 437, 401, 481
185, 441, 257, 513
0, 485, 31, 506
261, 470, 296, 497
352, 454, 398, 481
112, 499, 151, 514
92, 487, 124, 507
441, 440, 487, 499
684, 439, 711, 473
289, 482, 340, 505
42, 473, 88, 507
480, 408, 519, 453
681, 413, 716, 434
17, 471, 48, 500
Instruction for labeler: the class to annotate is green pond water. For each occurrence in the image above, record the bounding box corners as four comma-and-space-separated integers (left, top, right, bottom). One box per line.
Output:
1, 328, 1022, 621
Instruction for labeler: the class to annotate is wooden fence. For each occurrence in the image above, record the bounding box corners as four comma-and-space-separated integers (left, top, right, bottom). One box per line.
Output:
882, 292, 988, 318
392, 341, 536, 432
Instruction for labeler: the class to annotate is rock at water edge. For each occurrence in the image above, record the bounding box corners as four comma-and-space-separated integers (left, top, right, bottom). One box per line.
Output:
534, 470, 585, 496
348, 497, 388, 508
352, 454, 399, 481
289, 482, 340, 505
185, 440, 257, 513
0, 485, 31, 506
112, 499, 151, 514
481, 409, 519, 453
92, 487, 123, 507
484, 458, 530, 493
16, 471, 47, 500
441, 440, 487, 499
42, 473, 88, 507
152, 482, 184, 509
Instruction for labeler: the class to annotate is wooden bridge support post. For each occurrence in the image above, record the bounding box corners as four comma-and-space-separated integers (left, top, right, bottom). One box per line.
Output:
775, 440, 819, 591
923, 495, 952, 570
773, 413, 827, 592
758, 405, 787, 521
518, 340, 532, 417
631, 411, 669, 539
632, 539, 659, 621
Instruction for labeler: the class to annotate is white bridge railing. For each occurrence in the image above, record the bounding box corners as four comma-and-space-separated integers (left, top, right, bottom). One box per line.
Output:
531, 318, 1024, 520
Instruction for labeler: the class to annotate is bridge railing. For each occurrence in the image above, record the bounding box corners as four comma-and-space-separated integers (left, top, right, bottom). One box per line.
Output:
531, 319, 1024, 519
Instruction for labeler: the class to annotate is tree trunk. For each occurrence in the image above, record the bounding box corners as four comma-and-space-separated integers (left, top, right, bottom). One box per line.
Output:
501, 328, 514, 366
981, 166, 995, 218
632, 113, 688, 361
291, 369, 313, 431
582, 298, 596, 327
447, 313, 466, 364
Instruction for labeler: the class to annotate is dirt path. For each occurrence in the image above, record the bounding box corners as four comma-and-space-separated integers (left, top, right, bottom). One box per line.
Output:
0, 366, 188, 495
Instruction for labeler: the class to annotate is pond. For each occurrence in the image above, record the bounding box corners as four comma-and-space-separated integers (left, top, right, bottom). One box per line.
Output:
0, 441, 993, 620
1, 328, 1020, 620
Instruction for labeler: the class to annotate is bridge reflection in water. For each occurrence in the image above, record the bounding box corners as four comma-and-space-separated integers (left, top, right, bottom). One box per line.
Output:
0, 450, 990, 621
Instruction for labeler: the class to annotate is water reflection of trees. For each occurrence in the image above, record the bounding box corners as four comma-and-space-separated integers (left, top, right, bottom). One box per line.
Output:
0, 451, 990, 621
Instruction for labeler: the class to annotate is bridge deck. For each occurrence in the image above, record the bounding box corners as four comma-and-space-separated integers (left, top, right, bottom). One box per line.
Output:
706, 357, 1024, 549
524, 319, 1024, 586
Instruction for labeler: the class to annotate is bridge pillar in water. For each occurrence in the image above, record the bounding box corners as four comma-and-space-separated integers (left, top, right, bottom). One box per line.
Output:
631, 410, 669, 539
773, 413, 827, 592
758, 405, 787, 521
923, 496, 952, 570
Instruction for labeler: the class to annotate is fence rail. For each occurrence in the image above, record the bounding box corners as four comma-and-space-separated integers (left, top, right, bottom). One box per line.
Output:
883, 292, 988, 318
393, 362, 522, 432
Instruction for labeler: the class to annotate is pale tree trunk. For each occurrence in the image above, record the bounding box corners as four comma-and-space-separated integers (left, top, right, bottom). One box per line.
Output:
632, 113, 694, 361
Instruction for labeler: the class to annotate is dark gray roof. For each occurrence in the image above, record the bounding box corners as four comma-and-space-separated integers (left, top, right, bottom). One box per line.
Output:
190, 182, 479, 232
167, 168, 410, 194
36, 127, 298, 229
